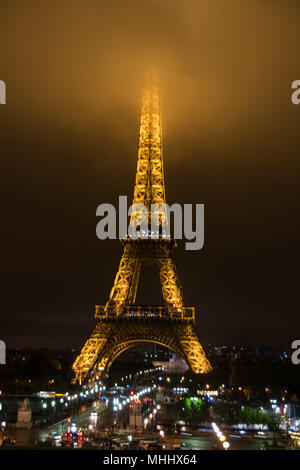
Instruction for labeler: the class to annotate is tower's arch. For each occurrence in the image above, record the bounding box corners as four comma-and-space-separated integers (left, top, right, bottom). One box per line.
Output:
73, 315, 211, 384
98, 339, 177, 376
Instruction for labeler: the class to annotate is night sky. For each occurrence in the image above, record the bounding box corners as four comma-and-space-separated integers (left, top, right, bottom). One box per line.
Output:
1, 1, 300, 349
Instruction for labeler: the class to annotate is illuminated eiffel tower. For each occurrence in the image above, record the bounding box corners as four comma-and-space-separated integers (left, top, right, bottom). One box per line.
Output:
72, 78, 212, 384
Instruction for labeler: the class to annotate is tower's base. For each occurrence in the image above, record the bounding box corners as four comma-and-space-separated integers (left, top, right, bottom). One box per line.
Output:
72, 312, 212, 384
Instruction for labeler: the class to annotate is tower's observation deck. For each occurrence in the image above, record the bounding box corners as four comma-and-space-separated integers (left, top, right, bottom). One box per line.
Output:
95, 305, 195, 321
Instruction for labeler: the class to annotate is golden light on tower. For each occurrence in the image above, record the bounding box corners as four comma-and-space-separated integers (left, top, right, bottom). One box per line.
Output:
72, 78, 212, 384
130, 82, 166, 226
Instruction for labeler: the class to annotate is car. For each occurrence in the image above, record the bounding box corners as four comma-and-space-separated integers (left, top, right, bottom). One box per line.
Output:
172, 444, 182, 450
1, 437, 16, 447
139, 440, 156, 450
147, 442, 166, 450
119, 441, 130, 449
44, 432, 61, 445
61, 439, 77, 448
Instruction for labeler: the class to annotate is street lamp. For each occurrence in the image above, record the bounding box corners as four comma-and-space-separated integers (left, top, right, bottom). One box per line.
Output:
270, 399, 277, 441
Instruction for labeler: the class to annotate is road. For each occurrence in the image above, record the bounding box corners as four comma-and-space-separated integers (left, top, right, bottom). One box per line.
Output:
39, 402, 287, 450
38, 401, 112, 441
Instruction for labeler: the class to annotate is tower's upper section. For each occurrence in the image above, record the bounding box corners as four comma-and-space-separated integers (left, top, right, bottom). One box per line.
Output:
130, 81, 166, 227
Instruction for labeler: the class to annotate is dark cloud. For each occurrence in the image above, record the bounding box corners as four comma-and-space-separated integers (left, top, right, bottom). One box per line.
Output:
1, 1, 300, 348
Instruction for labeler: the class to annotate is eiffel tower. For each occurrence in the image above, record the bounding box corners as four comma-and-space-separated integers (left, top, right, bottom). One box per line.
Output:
72, 79, 212, 384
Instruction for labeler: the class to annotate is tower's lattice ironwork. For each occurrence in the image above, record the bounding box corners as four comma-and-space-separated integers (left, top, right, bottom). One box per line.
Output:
72, 81, 212, 384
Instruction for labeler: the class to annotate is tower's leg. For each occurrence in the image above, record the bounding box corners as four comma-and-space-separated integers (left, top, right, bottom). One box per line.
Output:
107, 245, 141, 306
127, 259, 141, 305
72, 322, 112, 384
92, 340, 139, 378
174, 322, 212, 374
158, 256, 183, 308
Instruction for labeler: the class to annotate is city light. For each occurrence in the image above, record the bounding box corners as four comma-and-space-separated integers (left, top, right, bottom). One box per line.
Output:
212, 422, 229, 449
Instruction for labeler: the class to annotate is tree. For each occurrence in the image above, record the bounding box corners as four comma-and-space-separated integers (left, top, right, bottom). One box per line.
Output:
179, 397, 209, 429
213, 402, 240, 426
